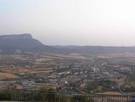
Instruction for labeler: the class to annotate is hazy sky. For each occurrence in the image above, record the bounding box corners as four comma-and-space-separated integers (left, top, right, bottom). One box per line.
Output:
1, 0, 135, 46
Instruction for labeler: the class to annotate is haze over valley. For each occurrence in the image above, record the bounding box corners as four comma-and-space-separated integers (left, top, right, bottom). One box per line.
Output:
1, 0, 135, 101
0, 34, 134, 96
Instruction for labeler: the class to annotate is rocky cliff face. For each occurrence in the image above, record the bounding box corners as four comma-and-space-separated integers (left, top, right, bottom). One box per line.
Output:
0, 33, 32, 39
0, 34, 46, 53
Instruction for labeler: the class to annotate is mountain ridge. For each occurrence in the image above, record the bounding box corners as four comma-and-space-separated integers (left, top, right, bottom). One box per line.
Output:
1, 34, 135, 54
0, 34, 48, 53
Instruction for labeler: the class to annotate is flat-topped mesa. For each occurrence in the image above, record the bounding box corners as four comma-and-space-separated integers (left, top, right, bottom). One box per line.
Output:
0, 33, 49, 53
0, 33, 33, 39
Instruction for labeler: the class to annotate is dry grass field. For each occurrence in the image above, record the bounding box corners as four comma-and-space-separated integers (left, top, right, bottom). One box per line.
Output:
0, 72, 18, 80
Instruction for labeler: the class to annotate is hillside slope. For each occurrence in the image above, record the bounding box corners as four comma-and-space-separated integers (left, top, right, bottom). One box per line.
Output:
0, 34, 47, 53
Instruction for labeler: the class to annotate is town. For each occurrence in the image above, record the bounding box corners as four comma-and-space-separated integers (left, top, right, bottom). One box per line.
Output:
0, 53, 134, 95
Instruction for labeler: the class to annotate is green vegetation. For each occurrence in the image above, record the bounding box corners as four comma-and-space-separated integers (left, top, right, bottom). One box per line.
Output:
0, 87, 94, 102
86, 80, 117, 94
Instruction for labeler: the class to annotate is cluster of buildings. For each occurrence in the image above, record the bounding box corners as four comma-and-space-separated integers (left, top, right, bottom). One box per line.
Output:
0, 54, 134, 94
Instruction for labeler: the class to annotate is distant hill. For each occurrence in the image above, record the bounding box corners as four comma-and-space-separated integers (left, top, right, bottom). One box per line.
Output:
52, 46, 135, 55
1, 34, 135, 55
0, 34, 49, 53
